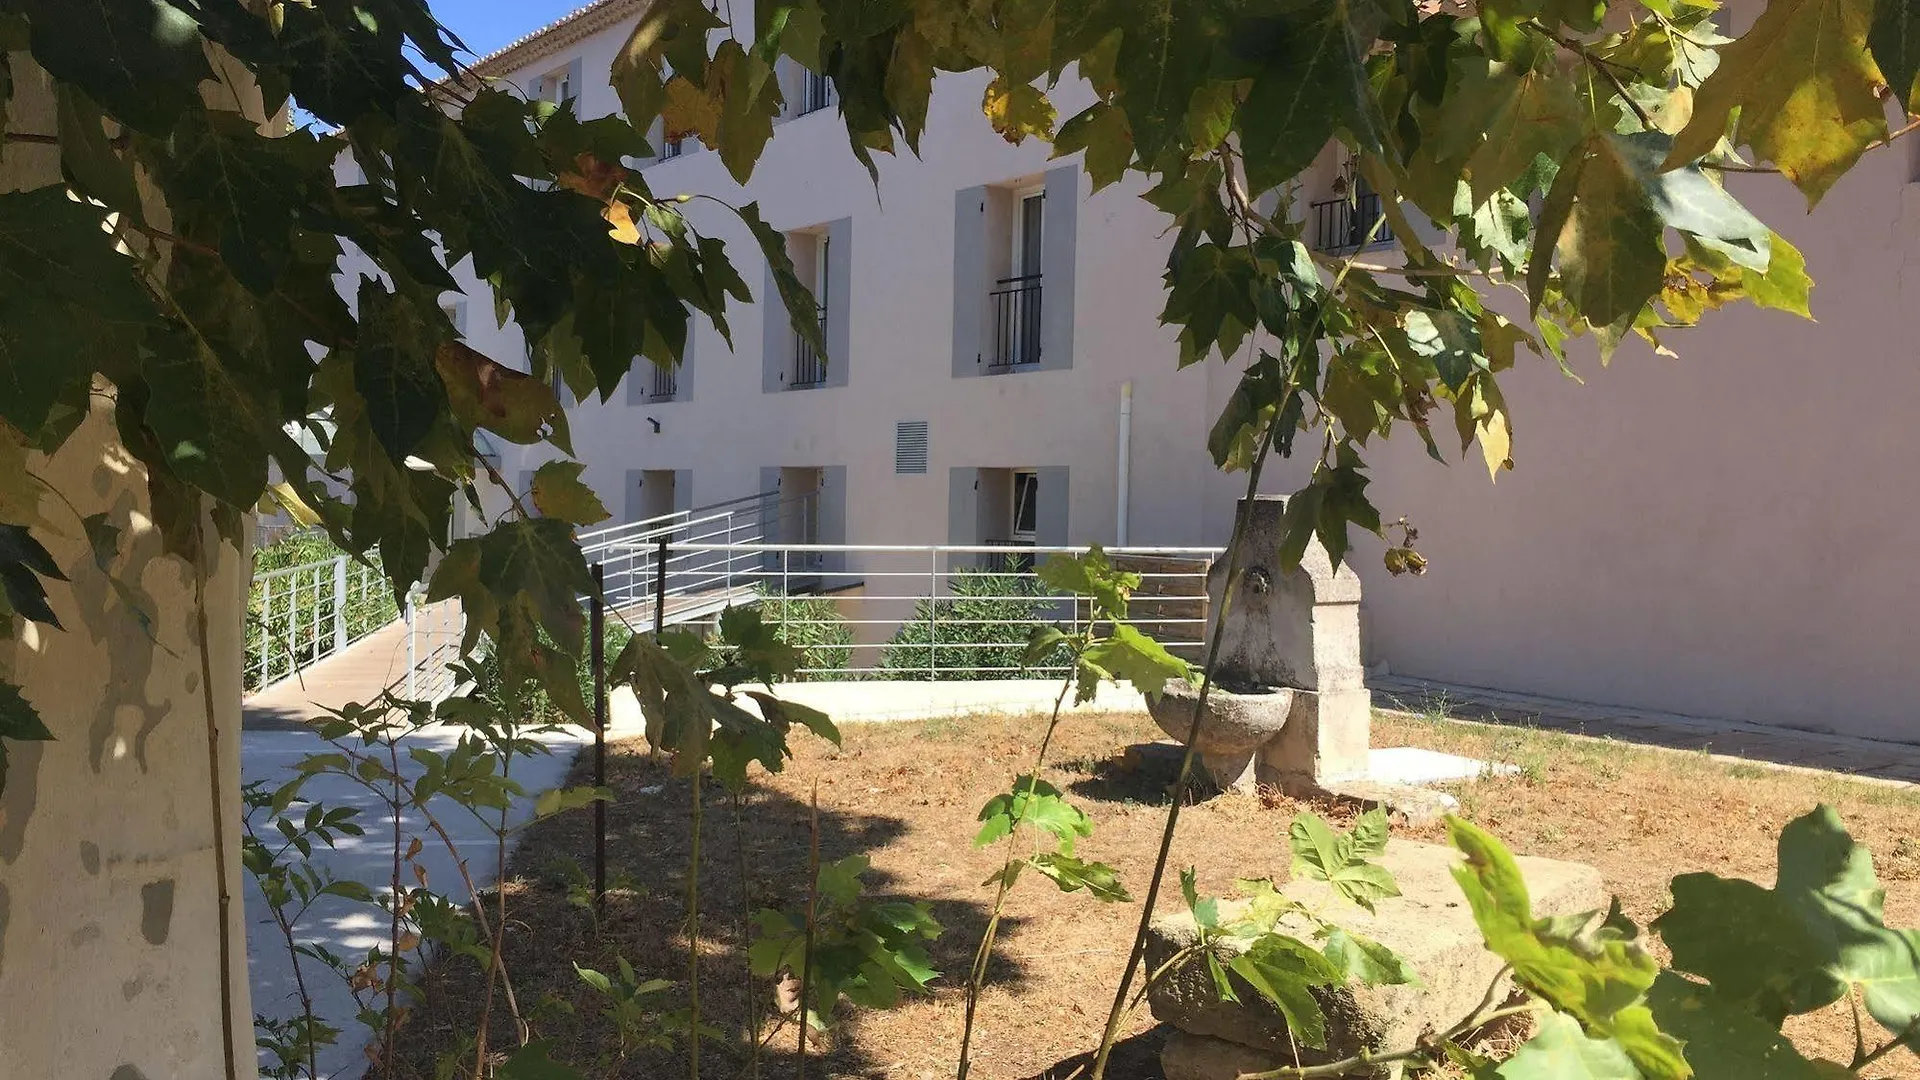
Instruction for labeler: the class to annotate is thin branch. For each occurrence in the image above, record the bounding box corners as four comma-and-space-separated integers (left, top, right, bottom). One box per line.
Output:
0, 131, 59, 144
1089, 215, 1388, 1080
193, 517, 244, 1080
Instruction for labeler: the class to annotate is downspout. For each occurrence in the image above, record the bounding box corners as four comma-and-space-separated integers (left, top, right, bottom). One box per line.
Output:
1116, 381, 1133, 546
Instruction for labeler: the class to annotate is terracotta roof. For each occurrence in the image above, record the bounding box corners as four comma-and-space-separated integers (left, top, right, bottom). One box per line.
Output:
466, 0, 645, 79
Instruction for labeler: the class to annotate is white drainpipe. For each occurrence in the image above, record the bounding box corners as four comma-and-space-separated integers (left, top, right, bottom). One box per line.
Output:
1116, 381, 1133, 545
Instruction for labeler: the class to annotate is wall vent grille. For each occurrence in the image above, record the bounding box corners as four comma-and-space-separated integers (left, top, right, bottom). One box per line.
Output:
894, 420, 929, 474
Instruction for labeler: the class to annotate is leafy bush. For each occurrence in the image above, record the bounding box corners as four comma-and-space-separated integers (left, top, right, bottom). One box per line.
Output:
881, 560, 1067, 680
758, 595, 854, 678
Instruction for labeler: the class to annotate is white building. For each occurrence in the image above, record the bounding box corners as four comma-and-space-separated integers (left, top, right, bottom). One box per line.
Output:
455, 0, 1920, 746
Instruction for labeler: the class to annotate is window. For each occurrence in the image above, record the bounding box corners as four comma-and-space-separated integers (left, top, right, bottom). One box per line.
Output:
1010, 470, 1039, 544
538, 63, 576, 105
764, 218, 850, 393
1311, 163, 1392, 253
988, 189, 1044, 371
799, 69, 834, 115
791, 232, 830, 389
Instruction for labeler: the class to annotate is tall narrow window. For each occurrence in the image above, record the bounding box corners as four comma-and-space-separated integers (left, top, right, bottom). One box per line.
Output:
990, 190, 1044, 371
791, 234, 829, 388
1010, 470, 1039, 545
801, 69, 834, 114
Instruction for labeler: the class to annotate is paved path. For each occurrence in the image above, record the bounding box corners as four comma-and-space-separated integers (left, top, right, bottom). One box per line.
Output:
242, 722, 604, 1078
243, 601, 462, 730
1375, 675, 1920, 785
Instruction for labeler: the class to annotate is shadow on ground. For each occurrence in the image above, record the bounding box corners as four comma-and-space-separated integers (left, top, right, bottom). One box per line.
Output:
383, 741, 1022, 1079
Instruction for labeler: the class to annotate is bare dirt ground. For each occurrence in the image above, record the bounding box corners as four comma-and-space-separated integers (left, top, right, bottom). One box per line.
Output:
388, 708, 1920, 1079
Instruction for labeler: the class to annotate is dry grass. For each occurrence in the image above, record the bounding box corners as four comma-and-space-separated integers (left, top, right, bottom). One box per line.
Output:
387, 708, 1920, 1079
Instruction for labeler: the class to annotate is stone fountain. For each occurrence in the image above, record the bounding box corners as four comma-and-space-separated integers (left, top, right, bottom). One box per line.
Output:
1147, 495, 1372, 795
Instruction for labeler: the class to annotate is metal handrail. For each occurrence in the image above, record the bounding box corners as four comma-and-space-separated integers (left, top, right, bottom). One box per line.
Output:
626, 541, 1222, 679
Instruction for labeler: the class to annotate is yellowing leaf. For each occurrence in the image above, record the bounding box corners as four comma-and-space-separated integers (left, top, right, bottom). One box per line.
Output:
530, 460, 610, 526
983, 75, 1056, 144
603, 200, 641, 245
1666, 0, 1887, 206
661, 74, 722, 147
1534, 134, 1668, 328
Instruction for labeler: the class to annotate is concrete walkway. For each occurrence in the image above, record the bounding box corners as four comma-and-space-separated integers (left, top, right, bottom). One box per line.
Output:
242, 720, 621, 1078
1375, 675, 1920, 786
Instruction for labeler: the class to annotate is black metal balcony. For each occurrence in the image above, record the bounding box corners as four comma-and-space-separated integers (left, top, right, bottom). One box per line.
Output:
790, 305, 828, 389
660, 136, 684, 160
1311, 191, 1392, 252
650, 362, 677, 400
986, 274, 1042, 372
799, 72, 835, 115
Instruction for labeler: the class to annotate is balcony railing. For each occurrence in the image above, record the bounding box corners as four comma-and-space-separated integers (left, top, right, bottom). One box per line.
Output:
650, 362, 678, 400
660, 136, 684, 160
987, 273, 1042, 371
790, 304, 828, 389
799, 71, 835, 115
1311, 192, 1392, 252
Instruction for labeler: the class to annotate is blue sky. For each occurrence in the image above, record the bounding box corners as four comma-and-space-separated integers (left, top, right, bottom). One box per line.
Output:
433, 0, 590, 60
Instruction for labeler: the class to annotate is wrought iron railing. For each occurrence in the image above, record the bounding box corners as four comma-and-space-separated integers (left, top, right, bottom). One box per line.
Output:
660, 136, 684, 159
799, 71, 834, 115
650, 361, 677, 400
1311, 192, 1392, 252
790, 304, 828, 388
987, 273, 1042, 371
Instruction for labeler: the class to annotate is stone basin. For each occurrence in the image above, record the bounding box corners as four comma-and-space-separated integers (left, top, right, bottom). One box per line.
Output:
1147, 680, 1296, 754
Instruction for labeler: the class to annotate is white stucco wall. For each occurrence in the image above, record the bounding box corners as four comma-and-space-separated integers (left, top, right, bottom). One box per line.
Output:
0, 53, 255, 1080
461, 0, 1920, 745
0, 402, 255, 1079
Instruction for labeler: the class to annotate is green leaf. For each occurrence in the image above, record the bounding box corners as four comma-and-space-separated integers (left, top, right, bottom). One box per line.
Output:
0, 524, 67, 629
56, 85, 140, 215
15, 0, 211, 137
1053, 102, 1133, 193
736, 202, 825, 362
1027, 852, 1131, 902
1082, 624, 1193, 702
533, 785, 612, 819
1496, 1013, 1642, 1080
1321, 928, 1420, 987
1448, 816, 1686, 1078
1619, 132, 1769, 271
354, 282, 449, 461
1289, 809, 1401, 912
0, 187, 160, 434
1227, 934, 1343, 1049
495, 1040, 583, 1080
0, 678, 53, 795
1036, 544, 1138, 621
1436, 48, 1585, 207
1536, 134, 1668, 327
530, 461, 610, 526
1646, 973, 1828, 1080
1235, 0, 1375, 193
1871, 0, 1920, 113
1665, 0, 1886, 206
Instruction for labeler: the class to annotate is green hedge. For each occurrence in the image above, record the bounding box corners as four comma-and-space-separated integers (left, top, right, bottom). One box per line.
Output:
759, 595, 855, 678
881, 561, 1066, 680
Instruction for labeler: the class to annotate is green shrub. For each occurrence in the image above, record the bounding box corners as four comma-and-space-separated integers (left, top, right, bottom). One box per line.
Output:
245, 531, 399, 691
881, 560, 1067, 680
759, 595, 854, 678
